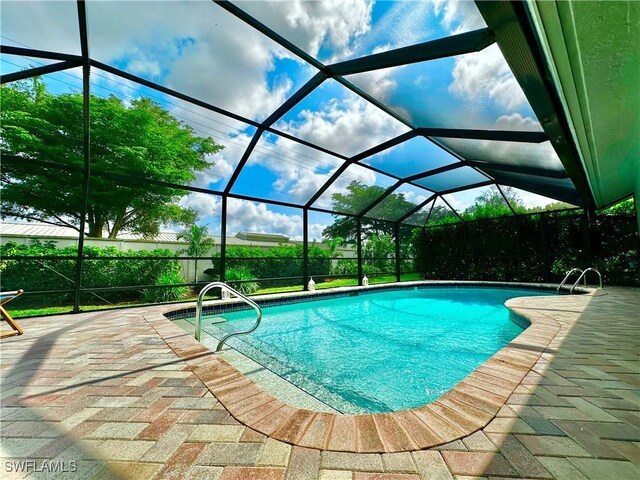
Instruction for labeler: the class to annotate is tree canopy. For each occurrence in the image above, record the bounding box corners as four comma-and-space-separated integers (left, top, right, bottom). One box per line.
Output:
461, 185, 520, 220
1, 79, 223, 238
321, 181, 580, 239
322, 181, 416, 241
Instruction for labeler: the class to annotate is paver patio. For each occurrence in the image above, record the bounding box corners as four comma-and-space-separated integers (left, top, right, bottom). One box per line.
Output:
1, 287, 638, 479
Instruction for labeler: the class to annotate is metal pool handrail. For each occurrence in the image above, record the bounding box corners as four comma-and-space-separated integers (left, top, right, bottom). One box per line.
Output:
557, 267, 585, 293
195, 282, 262, 352
570, 268, 603, 294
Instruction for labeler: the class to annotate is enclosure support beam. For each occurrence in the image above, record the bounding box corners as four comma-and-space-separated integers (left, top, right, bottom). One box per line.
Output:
419, 128, 547, 143
73, 0, 91, 314
474, 1, 594, 208
395, 194, 436, 225
303, 208, 309, 291
356, 218, 363, 286
497, 184, 518, 215
540, 215, 551, 282
224, 128, 265, 195
327, 29, 495, 76
393, 224, 401, 283
1, 60, 82, 85
220, 196, 228, 283
0, 45, 82, 62
468, 161, 568, 179
358, 180, 403, 218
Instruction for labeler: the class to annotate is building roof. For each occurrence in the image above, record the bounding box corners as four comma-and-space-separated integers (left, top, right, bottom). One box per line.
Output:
0, 223, 298, 247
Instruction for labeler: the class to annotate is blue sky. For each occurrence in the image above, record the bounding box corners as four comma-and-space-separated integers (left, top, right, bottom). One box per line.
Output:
1, 0, 569, 240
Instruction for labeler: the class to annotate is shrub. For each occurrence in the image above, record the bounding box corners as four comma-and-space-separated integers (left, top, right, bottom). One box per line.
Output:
0, 240, 183, 302
210, 244, 331, 286
225, 266, 259, 295
143, 272, 189, 303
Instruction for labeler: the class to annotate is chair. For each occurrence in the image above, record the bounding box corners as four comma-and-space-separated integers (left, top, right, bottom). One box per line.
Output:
1, 289, 24, 338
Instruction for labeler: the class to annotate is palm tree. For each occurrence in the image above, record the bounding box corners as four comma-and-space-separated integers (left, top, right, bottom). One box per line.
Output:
177, 225, 216, 282
322, 236, 345, 258
322, 236, 344, 274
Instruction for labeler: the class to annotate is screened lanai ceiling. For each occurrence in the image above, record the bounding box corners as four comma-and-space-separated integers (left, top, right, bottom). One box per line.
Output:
1, 0, 594, 232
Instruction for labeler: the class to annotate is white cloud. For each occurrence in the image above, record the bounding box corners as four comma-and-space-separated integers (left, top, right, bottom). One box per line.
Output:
347, 69, 399, 103
449, 44, 528, 111
78, 1, 305, 122
227, 199, 302, 238
0, 1, 81, 55
430, 0, 486, 34
126, 59, 162, 79
442, 192, 466, 212
494, 113, 542, 132
276, 95, 410, 157
246, 92, 408, 205
346, 0, 432, 58
246, 133, 342, 204
401, 189, 429, 207
309, 222, 328, 241
179, 195, 331, 241
179, 192, 221, 219
239, 0, 374, 62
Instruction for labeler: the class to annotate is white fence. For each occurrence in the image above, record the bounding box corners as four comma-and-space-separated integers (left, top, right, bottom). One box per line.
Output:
1, 233, 356, 283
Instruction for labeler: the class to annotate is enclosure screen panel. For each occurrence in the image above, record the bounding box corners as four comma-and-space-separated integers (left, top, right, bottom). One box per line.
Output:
348, 44, 542, 130
86, 1, 316, 122
484, 169, 582, 206
414, 166, 489, 192
1, 1, 80, 55
236, 0, 487, 64
426, 197, 459, 225
367, 184, 433, 222
232, 131, 344, 205
443, 185, 512, 219
402, 200, 434, 227
436, 138, 565, 172
273, 78, 410, 157
313, 163, 397, 214
359, 136, 461, 178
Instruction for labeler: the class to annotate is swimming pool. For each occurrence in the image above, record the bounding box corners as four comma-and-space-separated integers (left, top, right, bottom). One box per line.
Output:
173, 286, 549, 414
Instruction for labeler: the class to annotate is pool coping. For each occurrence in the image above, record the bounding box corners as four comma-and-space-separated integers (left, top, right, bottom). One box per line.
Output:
142, 281, 601, 453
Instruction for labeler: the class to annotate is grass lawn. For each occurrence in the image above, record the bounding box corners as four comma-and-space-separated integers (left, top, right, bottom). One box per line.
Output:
11, 273, 423, 318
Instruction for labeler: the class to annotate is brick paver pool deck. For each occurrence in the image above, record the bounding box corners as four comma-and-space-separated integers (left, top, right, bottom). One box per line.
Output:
1, 286, 638, 479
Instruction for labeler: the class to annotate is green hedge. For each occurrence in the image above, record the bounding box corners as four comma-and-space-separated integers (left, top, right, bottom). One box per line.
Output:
208, 244, 331, 284
0, 240, 182, 302
412, 213, 639, 286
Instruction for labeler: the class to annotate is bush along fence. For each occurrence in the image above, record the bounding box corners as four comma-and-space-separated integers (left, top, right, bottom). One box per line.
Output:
0, 240, 187, 309
412, 212, 639, 286
1, 210, 637, 316
0, 241, 335, 313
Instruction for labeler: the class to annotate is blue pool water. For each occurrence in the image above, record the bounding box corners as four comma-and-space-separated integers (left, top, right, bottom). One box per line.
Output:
188, 287, 548, 413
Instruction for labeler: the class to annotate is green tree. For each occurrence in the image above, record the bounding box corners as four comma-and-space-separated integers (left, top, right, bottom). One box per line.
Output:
1, 79, 223, 238
177, 224, 217, 282
322, 181, 416, 241
463, 185, 522, 219
322, 236, 344, 258
363, 233, 395, 272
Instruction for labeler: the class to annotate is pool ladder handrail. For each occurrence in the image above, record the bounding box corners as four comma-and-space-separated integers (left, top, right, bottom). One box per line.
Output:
195, 282, 262, 352
569, 267, 603, 294
557, 268, 585, 293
